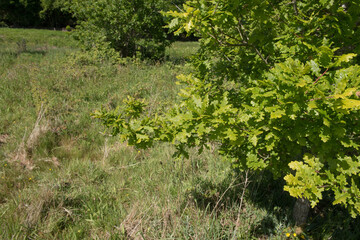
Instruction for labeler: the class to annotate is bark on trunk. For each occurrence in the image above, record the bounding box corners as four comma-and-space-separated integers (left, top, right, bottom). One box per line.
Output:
293, 198, 310, 226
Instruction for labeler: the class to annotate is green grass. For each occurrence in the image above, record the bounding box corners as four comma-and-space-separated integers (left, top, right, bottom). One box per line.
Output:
0, 28, 359, 240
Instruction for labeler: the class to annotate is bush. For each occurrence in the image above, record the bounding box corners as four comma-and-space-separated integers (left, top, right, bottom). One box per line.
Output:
66, 0, 171, 61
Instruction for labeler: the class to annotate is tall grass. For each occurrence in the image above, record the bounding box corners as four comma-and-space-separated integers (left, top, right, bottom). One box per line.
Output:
0, 28, 359, 239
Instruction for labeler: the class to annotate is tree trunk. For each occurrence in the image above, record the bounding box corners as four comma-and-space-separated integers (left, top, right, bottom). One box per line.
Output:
293, 198, 310, 226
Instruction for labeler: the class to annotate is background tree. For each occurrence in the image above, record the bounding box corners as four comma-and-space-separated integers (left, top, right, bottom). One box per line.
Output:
39, 0, 74, 28
0, 0, 42, 27
0, 0, 73, 27
65, 0, 174, 60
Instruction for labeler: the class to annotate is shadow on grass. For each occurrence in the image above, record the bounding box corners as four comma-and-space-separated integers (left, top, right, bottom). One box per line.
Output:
184, 171, 294, 237
0, 49, 47, 59
23, 49, 47, 55
248, 174, 360, 239
304, 193, 360, 240
185, 174, 241, 213
246, 171, 295, 237
186, 170, 360, 239
16, 49, 47, 56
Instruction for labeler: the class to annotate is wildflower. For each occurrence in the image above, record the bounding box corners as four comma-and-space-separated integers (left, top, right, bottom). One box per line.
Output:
286, 233, 290, 237
49, 168, 52, 171
29, 177, 32, 180
293, 233, 297, 237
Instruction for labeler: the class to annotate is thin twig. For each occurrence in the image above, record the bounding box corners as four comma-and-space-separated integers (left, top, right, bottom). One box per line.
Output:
237, 18, 269, 65
213, 2, 219, 14
305, 68, 329, 95
210, 178, 239, 216
102, 138, 108, 165
313, 68, 329, 85
232, 170, 250, 239
170, 201, 189, 238
118, 162, 142, 169
171, 2, 183, 12
209, 23, 243, 43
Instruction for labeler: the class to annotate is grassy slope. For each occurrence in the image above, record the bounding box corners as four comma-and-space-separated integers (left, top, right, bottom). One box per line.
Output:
0, 28, 359, 240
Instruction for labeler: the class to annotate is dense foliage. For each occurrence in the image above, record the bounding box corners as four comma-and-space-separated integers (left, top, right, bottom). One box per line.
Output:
95, 0, 360, 218
0, 0, 42, 27
65, 0, 181, 60
0, 0, 72, 27
39, 0, 73, 27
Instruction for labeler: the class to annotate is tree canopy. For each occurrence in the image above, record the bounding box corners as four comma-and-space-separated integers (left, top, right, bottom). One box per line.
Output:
0, 0, 72, 27
65, 0, 174, 60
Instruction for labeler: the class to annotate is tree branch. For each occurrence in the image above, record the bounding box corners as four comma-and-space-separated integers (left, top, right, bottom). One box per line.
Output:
208, 26, 248, 48
171, 1, 183, 12
237, 18, 269, 65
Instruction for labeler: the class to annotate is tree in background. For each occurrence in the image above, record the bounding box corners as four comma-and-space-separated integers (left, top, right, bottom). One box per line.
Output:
65, 0, 176, 61
39, 0, 74, 28
0, 0, 73, 28
94, 0, 360, 225
0, 0, 42, 27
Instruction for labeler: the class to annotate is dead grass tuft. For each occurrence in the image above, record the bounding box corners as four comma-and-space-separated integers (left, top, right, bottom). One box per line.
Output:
117, 205, 146, 240
11, 105, 50, 170
0, 134, 9, 145
23, 186, 55, 227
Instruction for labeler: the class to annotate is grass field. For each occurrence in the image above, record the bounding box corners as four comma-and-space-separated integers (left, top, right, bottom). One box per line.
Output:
0, 28, 359, 239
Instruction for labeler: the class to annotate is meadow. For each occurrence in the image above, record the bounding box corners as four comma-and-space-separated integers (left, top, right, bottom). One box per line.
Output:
0, 28, 359, 239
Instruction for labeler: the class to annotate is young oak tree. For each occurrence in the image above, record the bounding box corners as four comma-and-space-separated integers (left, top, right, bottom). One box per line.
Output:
94, 0, 360, 224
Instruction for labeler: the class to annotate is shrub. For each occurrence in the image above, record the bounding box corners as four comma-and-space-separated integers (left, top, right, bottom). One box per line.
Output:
66, 0, 171, 61
94, 0, 360, 219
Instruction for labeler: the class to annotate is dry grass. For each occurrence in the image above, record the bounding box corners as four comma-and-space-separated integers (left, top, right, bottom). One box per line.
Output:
0, 134, 9, 145
23, 186, 55, 227
11, 105, 50, 169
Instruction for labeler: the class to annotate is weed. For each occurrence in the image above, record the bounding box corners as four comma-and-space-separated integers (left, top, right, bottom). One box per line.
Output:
16, 38, 27, 53
11, 105, 49, 169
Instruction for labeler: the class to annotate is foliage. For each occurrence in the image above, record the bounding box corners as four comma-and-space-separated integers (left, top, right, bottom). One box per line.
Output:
94, 0, 360, 217
0, 0, 42, 27
65, 0, 173, 61
0, 0, 72, 27
39, 0, 74, 27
